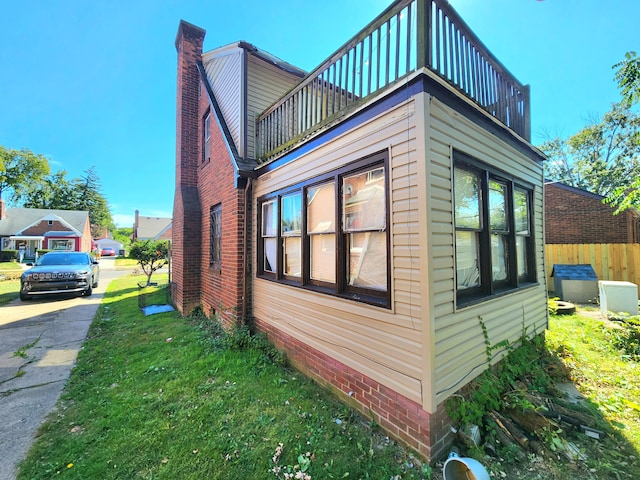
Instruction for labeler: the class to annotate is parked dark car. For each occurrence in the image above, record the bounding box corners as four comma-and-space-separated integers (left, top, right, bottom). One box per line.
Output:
20, 251, 100, 301
100, 247, 116, 256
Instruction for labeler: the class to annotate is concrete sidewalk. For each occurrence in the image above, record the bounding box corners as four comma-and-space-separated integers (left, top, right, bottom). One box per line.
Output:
0, 259, 130, 479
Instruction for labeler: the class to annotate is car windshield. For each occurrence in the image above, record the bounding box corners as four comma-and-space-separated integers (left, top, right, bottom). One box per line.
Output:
37, 254, 89, 266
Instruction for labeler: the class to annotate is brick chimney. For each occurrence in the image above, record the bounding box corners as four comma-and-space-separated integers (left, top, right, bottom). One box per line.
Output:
133, 209, 139, 241
0, 198, 5, 221
172, 20, 205, 315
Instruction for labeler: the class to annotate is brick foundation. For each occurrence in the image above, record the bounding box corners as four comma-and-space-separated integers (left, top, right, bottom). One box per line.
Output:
255, 317, 454, 462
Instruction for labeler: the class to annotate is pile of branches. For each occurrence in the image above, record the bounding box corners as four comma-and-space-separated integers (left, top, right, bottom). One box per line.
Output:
456, 380, 603, 463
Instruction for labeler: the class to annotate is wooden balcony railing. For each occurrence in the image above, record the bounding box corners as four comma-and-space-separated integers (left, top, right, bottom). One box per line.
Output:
256, 0, 530, 162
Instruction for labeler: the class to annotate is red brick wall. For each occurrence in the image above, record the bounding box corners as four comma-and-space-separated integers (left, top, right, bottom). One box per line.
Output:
173, 21, 205, 315
173, 20, 247, 324
545, 183, 640, 244
254, 317, 454, 462
197, 84, 246, 327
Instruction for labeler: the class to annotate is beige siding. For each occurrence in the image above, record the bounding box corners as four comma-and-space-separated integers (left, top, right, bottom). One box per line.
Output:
253, 99, 427, 404
247, 55, 302, 160
204, 50, 243, 156
426, 96, 548, 406
252, 86, 546, 413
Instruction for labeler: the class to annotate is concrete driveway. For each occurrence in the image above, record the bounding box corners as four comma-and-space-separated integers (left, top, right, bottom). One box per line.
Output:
0, 257, 131, 479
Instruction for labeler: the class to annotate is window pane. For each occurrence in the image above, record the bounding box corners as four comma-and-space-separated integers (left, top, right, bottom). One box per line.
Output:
264, 238, 277, 272
491, 234, 508, 282
454, 167, 481, 229
514, 188, 530, 234
210, 205, 221, 264
307, 183, 335, 234
456, 231, 480, 289
283, 237, 301, 277
310, 234, 335, 282
282, 193, 302, 235
343, 167, 386, 232
516, 235, 528, 278
262, 200, 278, 237
347, 231, 386, 290
489, 180, 507, 232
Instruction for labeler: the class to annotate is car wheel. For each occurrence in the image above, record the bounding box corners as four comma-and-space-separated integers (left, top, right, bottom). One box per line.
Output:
92, 277, 99, 288
84, 284, 93, 297
20, 292, 31, 301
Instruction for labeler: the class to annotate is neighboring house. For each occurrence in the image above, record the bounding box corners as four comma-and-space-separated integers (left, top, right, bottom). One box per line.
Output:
173, 0, 547, 462
132, 210, 172, 241
545, 181, 640, 244
0, 199, 92, 259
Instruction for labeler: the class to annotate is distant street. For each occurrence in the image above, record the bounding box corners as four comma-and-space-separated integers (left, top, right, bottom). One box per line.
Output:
0, 257, 130, 480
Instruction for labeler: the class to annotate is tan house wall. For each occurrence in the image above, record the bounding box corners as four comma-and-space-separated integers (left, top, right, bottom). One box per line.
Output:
203, 49, 242, 156
246, 54, 304, 160
426, 95, 548, 406
252, 86, 548, 418
253, 98, 425, 406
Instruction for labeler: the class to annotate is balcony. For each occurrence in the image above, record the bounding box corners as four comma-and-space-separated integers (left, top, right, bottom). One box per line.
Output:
256, 0, 530, 163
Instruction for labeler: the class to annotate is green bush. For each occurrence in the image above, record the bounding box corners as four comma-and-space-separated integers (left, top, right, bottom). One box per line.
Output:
0, 250, 18, 262
609, 316, 640, 360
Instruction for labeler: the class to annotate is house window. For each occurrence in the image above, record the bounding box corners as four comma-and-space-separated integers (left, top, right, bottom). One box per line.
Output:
203, 112, 211, 163
50, 239, 73, 251
48, 220, 54, 226
258, 151, 389, 307
261, 199, 278, 273
307, 182, 336, 284
454, 152, 535, 305
210, 204, 222, 268
281, 192, 302, 277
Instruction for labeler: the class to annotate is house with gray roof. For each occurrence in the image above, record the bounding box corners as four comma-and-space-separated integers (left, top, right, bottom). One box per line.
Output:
132, 210, 172, 242
0, 199, 92, 260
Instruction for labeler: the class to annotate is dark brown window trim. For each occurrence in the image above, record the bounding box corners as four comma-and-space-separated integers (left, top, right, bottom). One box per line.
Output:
454, 150, 537, 307
257, 150, 391, 308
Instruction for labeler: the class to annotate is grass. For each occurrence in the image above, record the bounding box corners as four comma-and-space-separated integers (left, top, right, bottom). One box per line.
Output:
14, 274, 640, 479
17, 274, 426, 480
0, 261, 21, 305
453, 309, 640, 479
546, 310, 640, 455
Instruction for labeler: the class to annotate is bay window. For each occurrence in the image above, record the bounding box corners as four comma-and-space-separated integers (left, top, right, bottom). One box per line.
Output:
258, 151, 389, 307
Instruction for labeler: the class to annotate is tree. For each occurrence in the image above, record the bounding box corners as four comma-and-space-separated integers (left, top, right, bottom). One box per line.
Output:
540, 102, 640, 199
14, 170, 72, 209
72, 167, 114, 235
604, 52, 640, 213
129, 240, 169, 287
614, 51, 640, 107
0, 146, 50, 201
12, 166, 114, 235
112, 227, 132, 250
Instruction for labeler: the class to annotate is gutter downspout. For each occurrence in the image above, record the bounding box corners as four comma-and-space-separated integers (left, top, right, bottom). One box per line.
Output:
242, 177, 252, 329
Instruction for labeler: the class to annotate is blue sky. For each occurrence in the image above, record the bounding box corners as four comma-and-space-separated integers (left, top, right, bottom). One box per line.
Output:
1, 0, 637, 228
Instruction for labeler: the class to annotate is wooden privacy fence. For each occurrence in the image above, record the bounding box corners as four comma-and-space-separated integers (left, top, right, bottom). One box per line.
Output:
545, 244, 640, 293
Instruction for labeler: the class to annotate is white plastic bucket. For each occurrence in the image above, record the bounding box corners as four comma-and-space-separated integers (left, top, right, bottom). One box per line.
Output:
442, 454, 490, 480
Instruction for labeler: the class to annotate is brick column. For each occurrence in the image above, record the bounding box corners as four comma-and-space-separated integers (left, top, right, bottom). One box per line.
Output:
173, 20, 205, 315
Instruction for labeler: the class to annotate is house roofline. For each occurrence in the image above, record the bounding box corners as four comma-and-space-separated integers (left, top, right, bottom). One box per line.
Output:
201, 41, 307, 79
196, 60, 257, 186
544, 180, 605, 201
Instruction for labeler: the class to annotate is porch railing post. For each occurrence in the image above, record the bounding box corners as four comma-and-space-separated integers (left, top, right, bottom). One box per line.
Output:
522, 84, 531, 141
416, 0, 432, 69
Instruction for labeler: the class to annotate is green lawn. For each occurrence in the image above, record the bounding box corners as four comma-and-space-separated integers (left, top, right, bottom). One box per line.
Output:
14, 276, 640, 479
0, 262, 21, 305
17, 274, 426, 480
